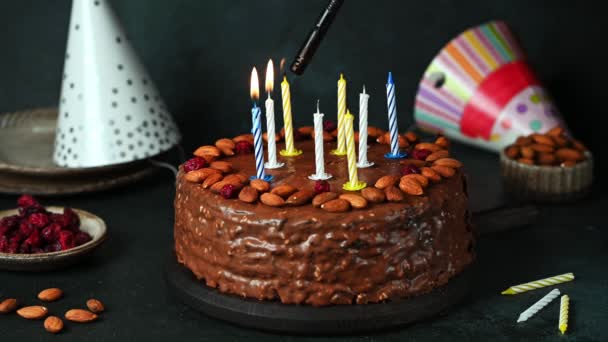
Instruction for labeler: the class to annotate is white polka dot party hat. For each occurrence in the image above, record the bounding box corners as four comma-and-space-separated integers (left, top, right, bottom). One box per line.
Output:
413, 20, 565, 152
54, 0, 181, 167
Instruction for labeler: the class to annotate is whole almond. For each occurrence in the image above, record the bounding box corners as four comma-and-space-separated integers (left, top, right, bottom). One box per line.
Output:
298, 126, 314, 137
400, 159, 427, 167
321, 198, 351, 212
202, 173, 223, 189
537, 153, 557, 165
184, 168, 220, 183
194, 145, 221, 158
433, 158, 463, 168
286, 190, 314, 206
399, 177, 424, 196
86, 299, 105, 313
367, 126, 384, 138
65, 309, 97, 323
552, 135, 569, 147
238, 186, 258, 203
432, 165, 456, 178
339, 193, 368, 209
215, 138, 236, 150
44, 316, 64, 334
517, 158, 535, 165
218, 146, 235, 156
377, 132, 390, 144
354, 131, 360, 144
531, 134, 555, 146
555, 148, 584, 162
520, 146, 535, 159
530, 143, 554, 153
210, 180, 242, 194
0, 298, 18, 314
312, 192, 339, 207
250, 179, 270, 193
425, 150, 449, 162
223, 173, 248, 185
403, 131, 419, 143
17, 306, 48, 320
312, 130, 335, 142
271, 184, 298, 198
361, 187, 385, 203
414, 142, 442, 152
38, 288, 63, 302
435, 136, 450, 149
374, 175, 400, 189
398, 135, 409, 148
515, 136, 533, 146
260, 193, 285, 207
233, 134, 254, 144
505, 146, 520, 159
547, 127, 565, 137
402, 174, 429, 187
331, 129, 338, 137
263, 132, 281, 143
210, 161, 232, 173
385, 186, 404, 202
421, 167, 441, 182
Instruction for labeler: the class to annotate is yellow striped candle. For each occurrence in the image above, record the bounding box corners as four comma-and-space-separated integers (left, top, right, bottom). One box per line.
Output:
559, 295, 569, 334
332, 73, 347, 156
502, 272, 574, 295
342, 109, 366, 191
279, 75, 302, 157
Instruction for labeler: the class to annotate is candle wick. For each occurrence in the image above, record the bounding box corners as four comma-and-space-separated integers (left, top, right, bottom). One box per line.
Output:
316, 99, 320, 113
363, 85, 366, 94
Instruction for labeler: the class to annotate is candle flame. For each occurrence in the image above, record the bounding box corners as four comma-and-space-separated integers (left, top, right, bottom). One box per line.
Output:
265, 59, 274, 93
250, 67, 259, 101
279, 58, 286, 74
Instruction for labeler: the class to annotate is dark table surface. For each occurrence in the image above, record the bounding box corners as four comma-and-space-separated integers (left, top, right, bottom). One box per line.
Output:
1, 142, 606, 341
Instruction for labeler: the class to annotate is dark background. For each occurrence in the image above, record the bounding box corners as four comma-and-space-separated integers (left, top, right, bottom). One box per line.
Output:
1, 1, 607, 341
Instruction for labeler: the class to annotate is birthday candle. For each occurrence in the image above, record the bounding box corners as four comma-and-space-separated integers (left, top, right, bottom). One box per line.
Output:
517, 289, 561, 323
385, 72, 405, 158
502, 273, 574, 295
250, 67, 266, 180
357, 86, 373, 168
264, 59, 283, 169
559, 295, 569, 334
280, 75, 302, 157
309, 101, 331, 180
342, 109, 366, 191
332, 73, 347, 155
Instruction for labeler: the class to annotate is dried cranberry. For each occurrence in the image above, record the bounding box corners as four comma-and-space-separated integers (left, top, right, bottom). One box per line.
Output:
0, 236, 8, 252
235, 141, 254, 154
58, 230, 75, 250
401, 164, 421, 176
183, 157, 207, 173
74, 231, 92, 246
323, 120, 336, 132
62, 208, 80, 231
25, 229, 41, 248
41, 223, 62, 243
412, 149, 432, 161
17, 194, 38, 208
219, 184, 238, 199
314, 180, 331, 194
43, 242, 62, 253
18, 205, 44, 218
18, 242, 31, 254
0, 215, 19, 237
31, 247, 44, 254
19, 221, 34, 237
28, 212, 50, 228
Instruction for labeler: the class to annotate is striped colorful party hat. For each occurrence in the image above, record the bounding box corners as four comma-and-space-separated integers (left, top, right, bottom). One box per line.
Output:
414, 21, 565, 152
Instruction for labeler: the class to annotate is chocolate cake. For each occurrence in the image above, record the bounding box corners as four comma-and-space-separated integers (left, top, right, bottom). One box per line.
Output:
174, 129, 474, 306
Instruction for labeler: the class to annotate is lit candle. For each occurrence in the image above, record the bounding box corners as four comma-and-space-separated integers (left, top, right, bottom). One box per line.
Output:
279, 75, 302, 157
309, 101, 332, 180
517, 289, 561, 323
357, 86, 373, 168
250, 67, 271, 181
342, 109, 366, 191
332, 73, 347, 156
385, 72, 406, 159
264, 59, 283, 169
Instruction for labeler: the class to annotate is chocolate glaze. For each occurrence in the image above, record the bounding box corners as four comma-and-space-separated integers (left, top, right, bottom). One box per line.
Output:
174, 139, 474, 306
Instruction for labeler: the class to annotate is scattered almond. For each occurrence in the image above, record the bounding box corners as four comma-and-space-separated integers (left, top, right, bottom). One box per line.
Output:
250, 179, 270, 193
367, 126, 384, 138
414, 142, 442, 152
376, 132, 390, 144
435, 136, 450, 149
210, 161, 232, 173
223, 173, 248, 185
215, 138, 236, 156
331, 129, 338, 137
312, 192, 339, 207
17, 306, 48, 320
402, 174, 429, 187
0, 298, 18, 314
398, 135, 409, 148
403, 131, 419, 143
65, 309, 97, 323
233, 134, 254, 144
555, 148, 584, 162
339, 193, 368, 209
433, 158, 463, 168
298, 126, 314, 136
44, 316, 64, 334
432, 165, 456, 178
260, 193, 285, 207
193, 145, 221, 158
385, 186, 404, 202
320, 199, 351, 212
263, 132, 281, 143
399, 177, 423, 195
201, 173, 223, 189
361, 187, 386, 203
286, 190, 315, 206
374, 175, 400, 189
312, 130, 334, 142
184, 168, 220, 183
86, 299, 105, 313
425, 150, 449, 162
210, 180, 242, 193
38, 288, 63, 302
238, 186, 259, 203
271, 184, 298, 198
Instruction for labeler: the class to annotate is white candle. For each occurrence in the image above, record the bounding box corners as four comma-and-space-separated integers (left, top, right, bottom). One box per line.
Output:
308, 101, 332, 180
357, 86, 373, 168
264, 59, 283, 169
517, 289, 561, 323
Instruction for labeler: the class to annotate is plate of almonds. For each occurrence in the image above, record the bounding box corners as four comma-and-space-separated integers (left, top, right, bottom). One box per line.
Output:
0, 195, 107, 271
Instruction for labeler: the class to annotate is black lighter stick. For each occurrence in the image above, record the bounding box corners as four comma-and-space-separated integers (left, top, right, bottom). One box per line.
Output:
290, 0, 344, 75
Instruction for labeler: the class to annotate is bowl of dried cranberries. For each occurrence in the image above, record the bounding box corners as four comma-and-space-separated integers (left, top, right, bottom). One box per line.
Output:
0, 195, 107, 271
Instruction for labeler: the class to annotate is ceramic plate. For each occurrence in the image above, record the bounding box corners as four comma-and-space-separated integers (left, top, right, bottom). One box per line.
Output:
0, 206, 107, 271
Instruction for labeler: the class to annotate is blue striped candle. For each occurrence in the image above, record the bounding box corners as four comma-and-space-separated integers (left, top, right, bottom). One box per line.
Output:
385, 72, 406, 159
251, 104, 266, 180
